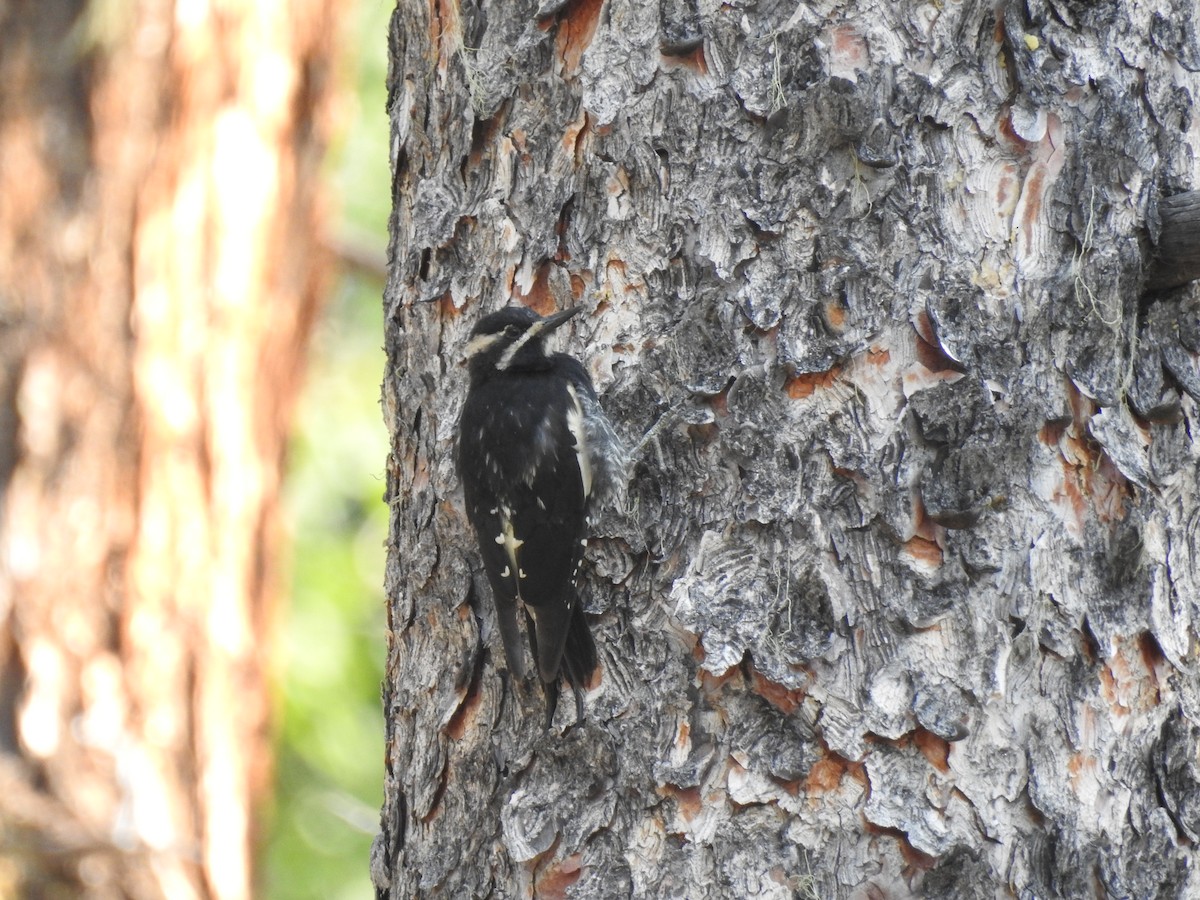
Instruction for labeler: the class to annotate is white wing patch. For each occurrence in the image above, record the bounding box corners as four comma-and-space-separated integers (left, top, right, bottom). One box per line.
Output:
566, 383, 592, 499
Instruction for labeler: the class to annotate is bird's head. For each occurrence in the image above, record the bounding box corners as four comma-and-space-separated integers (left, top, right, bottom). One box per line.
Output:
463, 305, 581, 378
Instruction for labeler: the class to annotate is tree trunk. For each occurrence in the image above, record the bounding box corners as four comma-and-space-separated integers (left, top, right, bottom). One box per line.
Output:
379, 0, 1200, 896
0, 1, 336, 897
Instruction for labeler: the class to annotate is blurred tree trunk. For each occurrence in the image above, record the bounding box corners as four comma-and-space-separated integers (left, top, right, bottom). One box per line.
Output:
380, 0, 1200, 897
0, 1, 336, 897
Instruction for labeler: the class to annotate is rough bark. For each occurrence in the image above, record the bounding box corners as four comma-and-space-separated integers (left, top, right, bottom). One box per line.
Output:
0, 1, 336, 897
380, 0, 1200, 897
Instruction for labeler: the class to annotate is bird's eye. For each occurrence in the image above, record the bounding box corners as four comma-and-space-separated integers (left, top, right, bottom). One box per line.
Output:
504, 325, 519, 336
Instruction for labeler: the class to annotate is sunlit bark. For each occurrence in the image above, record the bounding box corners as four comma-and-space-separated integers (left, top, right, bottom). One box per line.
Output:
0, 1, 336, 896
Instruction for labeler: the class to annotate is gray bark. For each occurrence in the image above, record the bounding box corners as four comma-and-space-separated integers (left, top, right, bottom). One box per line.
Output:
379, 0, 1200, 896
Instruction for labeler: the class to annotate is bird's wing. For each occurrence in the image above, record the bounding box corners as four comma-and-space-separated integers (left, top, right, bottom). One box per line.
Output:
459, 396, 528, 679
506, 391, 589, 684
557, 356, 628, 509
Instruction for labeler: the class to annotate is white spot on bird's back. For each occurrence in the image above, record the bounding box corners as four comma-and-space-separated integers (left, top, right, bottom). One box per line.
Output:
501, 519, 526, 600
498, 514, 524, 571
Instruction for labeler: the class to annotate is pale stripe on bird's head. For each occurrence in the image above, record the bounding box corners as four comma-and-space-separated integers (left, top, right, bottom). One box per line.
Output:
464, 331, 504, 359
496, 306, 582, 370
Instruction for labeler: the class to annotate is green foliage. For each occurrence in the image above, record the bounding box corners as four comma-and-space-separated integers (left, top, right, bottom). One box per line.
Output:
261, 2, 392, 897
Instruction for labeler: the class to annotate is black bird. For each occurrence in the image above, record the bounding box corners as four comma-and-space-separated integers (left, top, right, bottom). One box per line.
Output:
457, 305, 625, 726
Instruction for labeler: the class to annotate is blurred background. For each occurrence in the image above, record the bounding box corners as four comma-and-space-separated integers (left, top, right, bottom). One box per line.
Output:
0, 0, 392, 896
263, 1, 390, 897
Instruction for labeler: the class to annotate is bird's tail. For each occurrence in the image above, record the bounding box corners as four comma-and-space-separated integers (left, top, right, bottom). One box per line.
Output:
561, 599, 598, 688
540, 597, 598, 729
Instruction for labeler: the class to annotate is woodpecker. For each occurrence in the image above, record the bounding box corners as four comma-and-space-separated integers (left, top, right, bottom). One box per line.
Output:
457, 305, 625, 727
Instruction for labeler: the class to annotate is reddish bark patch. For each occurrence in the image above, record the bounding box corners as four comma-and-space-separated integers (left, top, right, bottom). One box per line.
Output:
1038, 420, 1067, 446
996, 166, 1014, 208
534, 853, 583, 900
569, 272, 587, 301
898, 835, 938, 873
823, 298, 847, 331
555, 0, 605, 76
902, 535, 943, 569
747, 667, 806, 714
1138, 632, 1165, 690
912, 328, 960, 374
1104, 636, 1163, 715
445, 683, 482, 741
996, 105, 1026, 149
561, 110, 590, 160
867, 346, 891, 366
1067, 752, 1097, 798
774, 776, 803, 796
910, 492, 940, 543
429, 0, 445, 59
468, 106, 507, 169
510, 127, 529, 157
831, 25, 869, 72
1098, 664, 1125, 715
708, 380, 732, 416
912, 308, 937, 345
431, 0, 464, 75
847, 759, 868, 786
785, 366, 841, 398
1020, 166, 1046, 230
913, 729, 950, 773
659, 783, 703, 821
804, 755, 848, 795
605, 257, 628, 293
514, 263, 554, 315
1053, 429, 1128, 526
699, 665, 739, 693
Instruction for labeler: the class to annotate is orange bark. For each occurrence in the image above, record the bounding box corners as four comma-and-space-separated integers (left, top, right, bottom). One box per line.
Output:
0, 1, 336, 897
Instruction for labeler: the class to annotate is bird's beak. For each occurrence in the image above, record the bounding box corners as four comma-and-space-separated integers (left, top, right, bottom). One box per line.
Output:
532, 306, 582, 336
